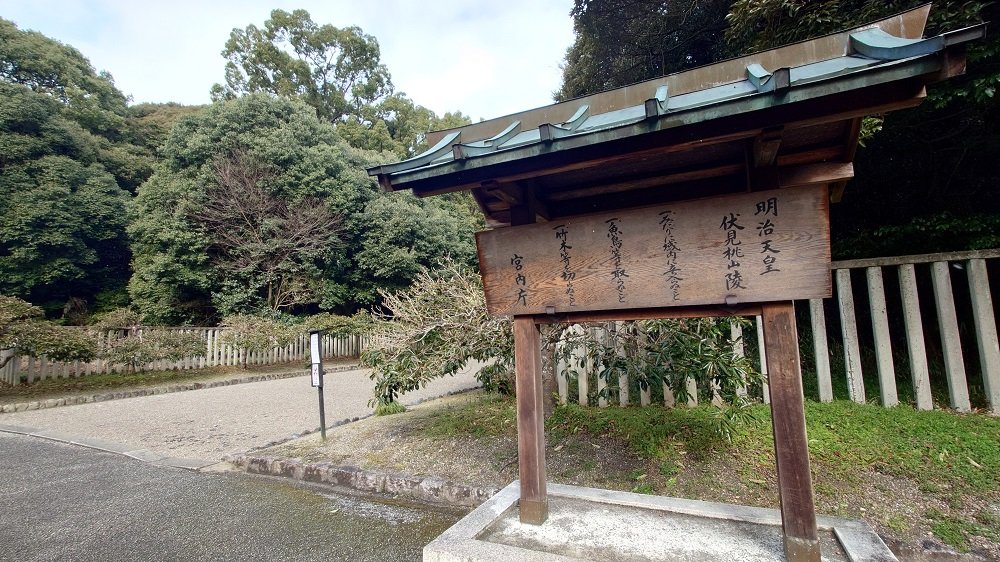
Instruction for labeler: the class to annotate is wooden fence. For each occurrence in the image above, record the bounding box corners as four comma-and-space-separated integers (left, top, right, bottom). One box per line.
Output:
0, 329, 365, 386
556, 249, 1000, 414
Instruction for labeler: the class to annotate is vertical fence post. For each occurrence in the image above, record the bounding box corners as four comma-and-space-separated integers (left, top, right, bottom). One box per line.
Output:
555, 330, 569, 406
731, 321, 747, 399
866, 267, 898, 407
898, 264, 933, 410
572, 326, 588, 406
615, 322, 629, 407
967, 259, 1000, 414
594, 326, 608, 408
756, 316, 770, 404
835, 269, 866, 403
931, 261, 971, 412
808, 300, 832, 402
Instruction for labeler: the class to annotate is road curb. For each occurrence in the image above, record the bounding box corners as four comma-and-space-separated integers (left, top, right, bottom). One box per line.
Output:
0, 364, 360, 414
224, 453, 498, 508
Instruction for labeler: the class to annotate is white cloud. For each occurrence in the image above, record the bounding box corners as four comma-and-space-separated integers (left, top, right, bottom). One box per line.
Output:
1, 0, 575, 120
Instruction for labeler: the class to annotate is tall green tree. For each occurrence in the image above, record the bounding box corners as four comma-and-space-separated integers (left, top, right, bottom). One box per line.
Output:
212, 9, 470, 158
130, 94, 479, 323
212, 9, 392, 124
0, 19, 151, 315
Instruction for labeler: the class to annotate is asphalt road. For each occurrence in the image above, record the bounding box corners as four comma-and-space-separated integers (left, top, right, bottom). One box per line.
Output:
0, 432, 464, 561
1, 364, 480, 461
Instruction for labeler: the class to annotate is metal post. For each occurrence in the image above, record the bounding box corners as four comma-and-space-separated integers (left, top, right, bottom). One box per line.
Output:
310, 331, 327, 441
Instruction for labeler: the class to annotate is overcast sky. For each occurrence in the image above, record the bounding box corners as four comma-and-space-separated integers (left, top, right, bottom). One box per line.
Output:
1, 0, 576, 121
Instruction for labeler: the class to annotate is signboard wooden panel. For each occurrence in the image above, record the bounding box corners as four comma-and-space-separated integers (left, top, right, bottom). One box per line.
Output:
476, 186, 831, 316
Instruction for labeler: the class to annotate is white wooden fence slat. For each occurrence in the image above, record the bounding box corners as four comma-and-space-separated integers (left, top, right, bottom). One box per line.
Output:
1, 349, 16, 386
836, 269, 866, 403
898, 264, 932, 410
594, 327, 608, 407
573, 327, 589, 406
808, 299, 833, 402
755, 316, 770, 404
731, 322, 747, 398
866, 267, 898, 407
931, 261, 971, 412
663, 382, 675, 408
555, 333, 569, 406
615, 322, 629, 407
967, 258, 1000, 414
686, 377, 698, 407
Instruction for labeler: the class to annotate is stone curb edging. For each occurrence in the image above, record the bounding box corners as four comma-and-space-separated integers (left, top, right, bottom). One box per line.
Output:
0, 364, 360, 414
224, 453, 498, 508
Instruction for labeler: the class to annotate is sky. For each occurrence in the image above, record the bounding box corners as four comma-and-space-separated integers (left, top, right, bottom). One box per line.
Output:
0, 0, 576, 122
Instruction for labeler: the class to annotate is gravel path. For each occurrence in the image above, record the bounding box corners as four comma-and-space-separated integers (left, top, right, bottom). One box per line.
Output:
1, 365, 480, 462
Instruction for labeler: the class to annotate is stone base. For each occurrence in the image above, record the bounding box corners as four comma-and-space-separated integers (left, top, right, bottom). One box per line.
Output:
424, 481, 897, 562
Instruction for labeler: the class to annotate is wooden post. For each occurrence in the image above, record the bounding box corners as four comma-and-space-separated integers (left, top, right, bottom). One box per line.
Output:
761, 302, 821, 562
514, 316, 548, 524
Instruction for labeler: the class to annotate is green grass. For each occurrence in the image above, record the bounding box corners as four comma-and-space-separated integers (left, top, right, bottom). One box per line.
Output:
421, 392, 1000, 550
374, 401, 407, 416
418, 394, 516, 438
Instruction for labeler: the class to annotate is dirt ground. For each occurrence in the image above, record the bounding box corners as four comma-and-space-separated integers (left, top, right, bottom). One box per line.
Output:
255, 391, 998, 561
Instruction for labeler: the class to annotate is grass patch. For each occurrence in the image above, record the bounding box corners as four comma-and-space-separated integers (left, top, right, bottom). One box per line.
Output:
417, 393, 999, 552
419, 394, 516, 438
374, 401, 407, 416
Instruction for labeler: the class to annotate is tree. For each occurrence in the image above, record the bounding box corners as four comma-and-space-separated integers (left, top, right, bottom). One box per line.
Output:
0, 18, 127, 139
212, 10, 471, 158
0, 19, 157, 316
556, 0, 732, 101
130, 93, 478, 323
213, 9, 392, 124
129, 94, 362, 322
194, 150, 344, 313
362, 258, 515, 409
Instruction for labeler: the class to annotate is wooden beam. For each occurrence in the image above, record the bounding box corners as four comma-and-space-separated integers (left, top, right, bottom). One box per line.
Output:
533, 304, 762, 324
514, 316, 548, 524
761, 301, 821, 561
776, 145, 843, 167
779, 162, 853, 188
544, 163, 744, 202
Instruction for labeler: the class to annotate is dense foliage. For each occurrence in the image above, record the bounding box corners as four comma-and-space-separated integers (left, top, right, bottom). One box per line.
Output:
0, 19, 151, 315
361, 259, 514, 408
0, 295, 96, 374
128, 93, 478, 324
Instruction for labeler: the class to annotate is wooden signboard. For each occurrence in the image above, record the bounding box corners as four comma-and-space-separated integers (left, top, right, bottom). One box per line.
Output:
476, 186, 831, 316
